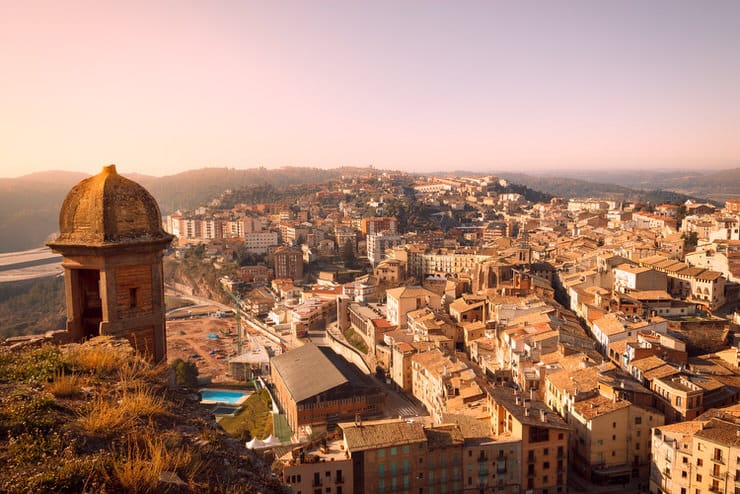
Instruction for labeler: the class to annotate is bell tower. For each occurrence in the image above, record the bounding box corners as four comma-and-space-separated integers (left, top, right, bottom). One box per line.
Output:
48, 164, 173, 362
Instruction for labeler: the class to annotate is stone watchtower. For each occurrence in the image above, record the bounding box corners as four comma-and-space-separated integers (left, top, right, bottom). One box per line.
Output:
48, 164, 173, 362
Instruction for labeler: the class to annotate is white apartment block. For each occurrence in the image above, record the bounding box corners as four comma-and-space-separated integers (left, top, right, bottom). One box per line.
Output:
366, 232, 404, 266
243, 231, 279, 254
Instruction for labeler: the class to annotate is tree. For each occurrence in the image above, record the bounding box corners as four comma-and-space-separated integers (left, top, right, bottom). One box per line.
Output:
341, 240, 357, 269
170, 358, 199, 387
682, 231, 699, 253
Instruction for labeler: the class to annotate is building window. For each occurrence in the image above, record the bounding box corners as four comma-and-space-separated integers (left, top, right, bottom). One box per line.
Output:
697, 459, 703, 467
635, 417, 642, 425
129, 288, 137, 308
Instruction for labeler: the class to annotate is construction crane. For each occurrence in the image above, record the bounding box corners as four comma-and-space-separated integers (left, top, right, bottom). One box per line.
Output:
222, 286, 243, 356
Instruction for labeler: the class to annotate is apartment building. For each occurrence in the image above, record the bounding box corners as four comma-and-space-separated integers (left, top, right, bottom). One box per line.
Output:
361, 216, 398, 236
613, 264, 668, 293
385, 286, 442, 328
280, 437, 353, 494
274, 246, 304, 280
367, 232, 405, 266
340, 419, 463, 494
488, 385, 571, 494
570, 394, 664, 482
243, 231, 279, 254
650, 420, 704, 494
590, 313, 667, 355
458, 421, 522, 494
632, 212, 677, 231
411, 349, 475, 423
544, 358, 663, 483
650, 406, 740, 494
375, 258, 406, 285
685, 240, 740, 283
290, 297, 337, 336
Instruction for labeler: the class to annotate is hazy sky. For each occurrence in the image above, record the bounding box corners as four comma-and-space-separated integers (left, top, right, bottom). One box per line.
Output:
1, 0, 739, 178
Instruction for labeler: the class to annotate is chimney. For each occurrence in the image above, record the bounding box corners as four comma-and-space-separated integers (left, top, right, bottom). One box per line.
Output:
525, 407, 530, 417
540, 409, 546, 422
530, 388, 535, 401
515, 396, 522, 406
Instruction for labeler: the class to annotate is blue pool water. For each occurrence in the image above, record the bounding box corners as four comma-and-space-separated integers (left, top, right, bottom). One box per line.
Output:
200, 389, 249, 404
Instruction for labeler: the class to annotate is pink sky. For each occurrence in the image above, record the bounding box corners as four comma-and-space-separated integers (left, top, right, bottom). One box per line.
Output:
1, 1, 739, 178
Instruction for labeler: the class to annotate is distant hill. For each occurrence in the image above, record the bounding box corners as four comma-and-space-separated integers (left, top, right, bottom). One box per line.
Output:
0, 171, 88, 253
0, 166, 372, 253
530, 168, 740, 203
496, 173, 635, 200
491, 172, 725, 205
135, 166, 371, 214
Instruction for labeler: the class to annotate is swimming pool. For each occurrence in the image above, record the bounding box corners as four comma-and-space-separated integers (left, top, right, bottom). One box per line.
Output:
200, 389, 250, 405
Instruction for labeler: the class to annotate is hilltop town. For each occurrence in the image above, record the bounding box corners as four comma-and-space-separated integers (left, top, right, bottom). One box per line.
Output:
159, 170, 740, 493
2, 168, 740, 494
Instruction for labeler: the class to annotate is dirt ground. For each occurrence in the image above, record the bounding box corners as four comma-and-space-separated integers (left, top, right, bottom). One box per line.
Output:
166, 314, 241, 383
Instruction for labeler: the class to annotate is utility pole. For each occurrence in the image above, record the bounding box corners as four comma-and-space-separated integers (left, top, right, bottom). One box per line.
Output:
223, 286, 243, 356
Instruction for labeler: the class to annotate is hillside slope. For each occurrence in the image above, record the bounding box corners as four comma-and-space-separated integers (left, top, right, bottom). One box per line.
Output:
0, 335, 286, 493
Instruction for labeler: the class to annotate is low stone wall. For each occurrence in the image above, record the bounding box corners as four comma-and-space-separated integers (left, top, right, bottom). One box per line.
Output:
668, 319, 729, 355
325, 329, 373, 374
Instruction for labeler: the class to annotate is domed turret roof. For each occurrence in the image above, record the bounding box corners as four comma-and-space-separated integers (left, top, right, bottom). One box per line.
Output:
49, 164, 173, 247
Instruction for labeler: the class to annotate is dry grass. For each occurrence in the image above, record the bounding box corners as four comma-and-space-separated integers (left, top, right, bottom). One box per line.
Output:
120, 384, 170, 420
118, 358, 167, 387
47, 368, 81, 398
111, 432, 196, 493
64, 344, 128, 377
76, 395, 132, 436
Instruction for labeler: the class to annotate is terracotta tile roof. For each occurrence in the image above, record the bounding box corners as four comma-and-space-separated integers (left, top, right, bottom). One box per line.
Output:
694, 418, 740, 448
571, 394, 630, 420
547, 365, 601, 395
341, 419, 427, 451
425, 424, 465, 450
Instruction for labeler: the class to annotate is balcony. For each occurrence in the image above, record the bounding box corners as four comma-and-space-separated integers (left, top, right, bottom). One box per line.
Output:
712, 455, 725, 465
312, 479, 322, 487
335, 477, 344, 485
710, 471, 725, 480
